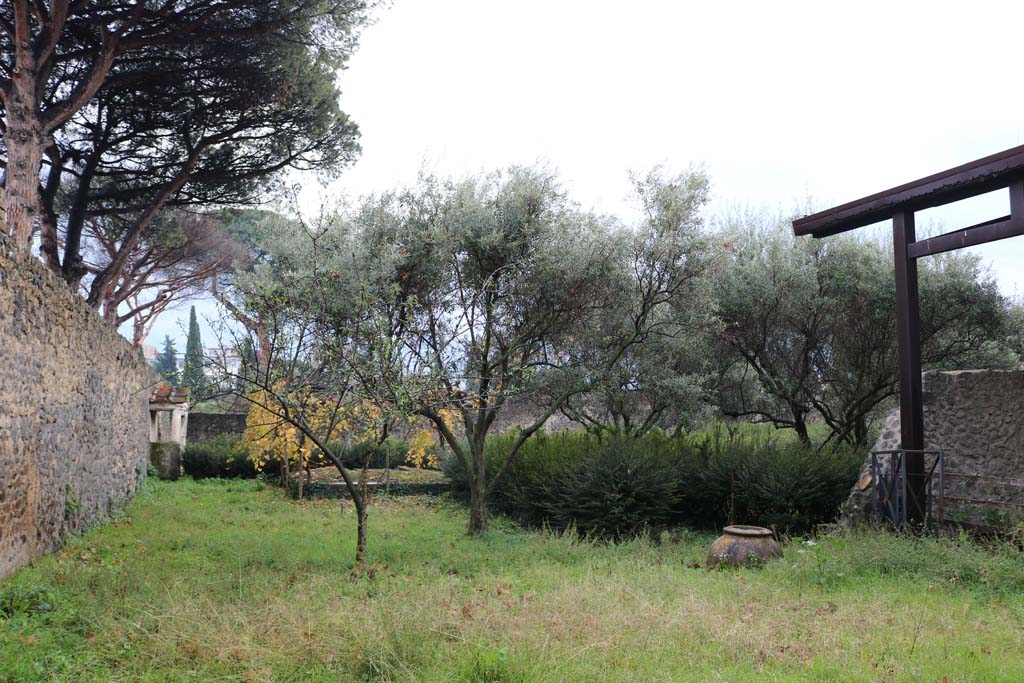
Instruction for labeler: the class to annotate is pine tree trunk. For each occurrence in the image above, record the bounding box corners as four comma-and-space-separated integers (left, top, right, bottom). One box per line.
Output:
3, 73, 45, 245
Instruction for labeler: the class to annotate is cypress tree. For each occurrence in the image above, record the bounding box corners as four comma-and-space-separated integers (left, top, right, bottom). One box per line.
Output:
154, 335, 180, 383
182, 306, 206, 399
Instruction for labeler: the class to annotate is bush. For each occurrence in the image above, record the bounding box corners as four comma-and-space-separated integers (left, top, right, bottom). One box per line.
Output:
543, 438, 680, 540
445, 431, 680, 539
182, 436, 258, 479
444, 425, 862, 539
677, 427, 862, 531
323, 438, 415, 470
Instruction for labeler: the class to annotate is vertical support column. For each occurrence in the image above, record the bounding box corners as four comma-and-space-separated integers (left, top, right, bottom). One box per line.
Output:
1010, 179, 1024, 223
170, 408, 181, 446
149, 410, 158, 442
893, 210, 926, 523
180, 409, 189, 450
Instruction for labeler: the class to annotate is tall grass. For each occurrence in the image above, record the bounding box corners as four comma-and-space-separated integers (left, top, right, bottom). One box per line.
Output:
1, 480, 1021, 682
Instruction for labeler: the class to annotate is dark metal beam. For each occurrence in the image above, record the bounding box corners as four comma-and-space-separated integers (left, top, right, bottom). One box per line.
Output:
907, 215, 1024, 258
906, 179, 1024, 258
893, 210, 926, 524
793, 145, 1024, 238
1010, 179, 1024, 217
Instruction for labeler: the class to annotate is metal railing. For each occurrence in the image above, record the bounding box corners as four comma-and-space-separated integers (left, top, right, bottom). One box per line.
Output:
870, 449, 944, 529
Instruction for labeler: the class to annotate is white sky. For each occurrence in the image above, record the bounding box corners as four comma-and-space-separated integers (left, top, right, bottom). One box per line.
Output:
141, 0, 1024, 348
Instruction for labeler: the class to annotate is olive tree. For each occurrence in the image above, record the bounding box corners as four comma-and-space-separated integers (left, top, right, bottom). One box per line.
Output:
219, 166, 725, 536
713, 210, 1014, 446
558, 167, 720, 436
351, 168, 625, 533
210, 211, 389, 573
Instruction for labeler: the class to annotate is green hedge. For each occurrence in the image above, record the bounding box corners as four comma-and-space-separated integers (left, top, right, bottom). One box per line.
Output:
322, 438, 441, 471
445, 427, 861, 539
182, 436, 258, 479
286, 479, 451, 499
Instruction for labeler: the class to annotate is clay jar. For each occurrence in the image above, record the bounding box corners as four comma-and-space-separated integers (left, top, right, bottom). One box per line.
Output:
707, 525, 782, 568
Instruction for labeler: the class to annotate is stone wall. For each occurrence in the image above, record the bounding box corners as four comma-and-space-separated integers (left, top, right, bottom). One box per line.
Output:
0, 234, 160, 578
187, 413, 248, 443
844, 369, 1024, 528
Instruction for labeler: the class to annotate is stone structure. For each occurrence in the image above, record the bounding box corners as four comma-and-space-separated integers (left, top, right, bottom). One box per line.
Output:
844, 369, 1024, 528
0, 233, 160, 578
187, 412, 248, 443
149, 442, 182, 481
149, 383, 190, 448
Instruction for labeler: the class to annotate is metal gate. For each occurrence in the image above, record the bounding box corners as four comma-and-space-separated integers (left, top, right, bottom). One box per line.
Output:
870, 449, 944, 529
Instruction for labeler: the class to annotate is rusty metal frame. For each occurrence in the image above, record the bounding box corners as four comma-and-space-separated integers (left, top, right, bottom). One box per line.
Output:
871, 449, 944, 529
794, 146, 1024, 523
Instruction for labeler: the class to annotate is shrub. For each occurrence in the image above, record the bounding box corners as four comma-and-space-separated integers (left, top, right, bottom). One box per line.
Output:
445, 431, 680, 539
444, 425, 862, 539
182, 436, 258, 479
323, 438, 415, 470
543, 438, 680, 540
677, 427, 862, 531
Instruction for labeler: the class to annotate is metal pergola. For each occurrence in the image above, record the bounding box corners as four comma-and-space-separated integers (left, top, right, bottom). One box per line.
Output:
792, 144, 1024, 523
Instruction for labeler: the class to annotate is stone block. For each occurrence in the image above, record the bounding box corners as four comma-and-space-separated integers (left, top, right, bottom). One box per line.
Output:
150, 442, 181, 480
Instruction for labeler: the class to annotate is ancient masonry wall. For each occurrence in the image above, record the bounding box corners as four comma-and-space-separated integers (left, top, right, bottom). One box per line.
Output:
844, 369, 1024, 527
0, 233, 160, 577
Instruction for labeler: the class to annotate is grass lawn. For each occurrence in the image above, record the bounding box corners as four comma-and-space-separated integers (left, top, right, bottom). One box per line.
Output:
1, 480, 1022, 682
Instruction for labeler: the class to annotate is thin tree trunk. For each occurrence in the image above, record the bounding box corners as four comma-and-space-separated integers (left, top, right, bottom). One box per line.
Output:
467, 439, 489, 534
467, 480, 488, 534
38, 145, 64, 271
793, 411, 811, 446
852, 416, 869, 449
296, 435, 306, 500
281, 455, 290, 492
353, 499, 368, 574
62, 144, 103, 286
132, 318, 147, 347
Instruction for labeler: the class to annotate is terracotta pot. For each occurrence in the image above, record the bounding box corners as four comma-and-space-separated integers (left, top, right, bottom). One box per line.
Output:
707, 525, 782, 568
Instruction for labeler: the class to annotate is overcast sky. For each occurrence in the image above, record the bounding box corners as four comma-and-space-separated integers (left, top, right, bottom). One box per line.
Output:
140, 0, 1024, 348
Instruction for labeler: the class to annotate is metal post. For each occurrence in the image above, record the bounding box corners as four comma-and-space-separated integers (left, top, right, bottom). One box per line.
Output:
899, 451, 908, 528
893, 211, 926, 524
938, 451, 945, 526
871, 453, 880, 520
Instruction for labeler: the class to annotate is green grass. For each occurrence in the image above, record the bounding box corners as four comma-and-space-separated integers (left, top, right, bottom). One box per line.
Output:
1, 479, 1022, 682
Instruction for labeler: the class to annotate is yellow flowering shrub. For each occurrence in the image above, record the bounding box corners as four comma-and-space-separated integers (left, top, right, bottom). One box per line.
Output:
404, 407, 459, 469
243, 391, 315, 473
243, 390, 459, 472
